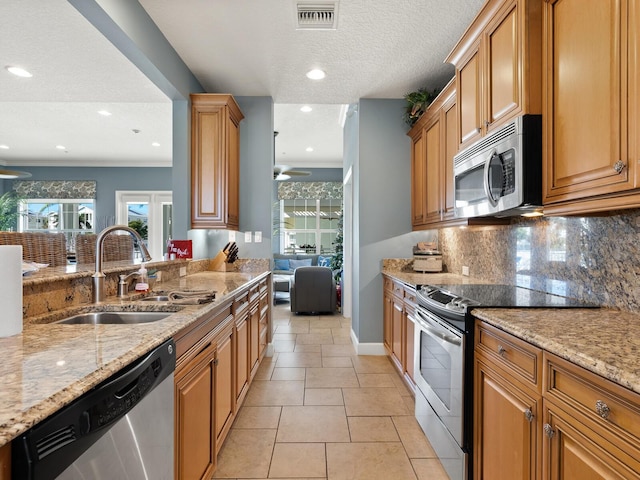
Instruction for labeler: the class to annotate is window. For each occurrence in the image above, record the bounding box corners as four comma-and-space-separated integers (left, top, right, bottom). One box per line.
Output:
18, 199, 95, 254
279, 198, 340, 254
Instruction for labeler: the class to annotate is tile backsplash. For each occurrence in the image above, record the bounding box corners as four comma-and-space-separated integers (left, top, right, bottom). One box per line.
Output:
439, 210, 640, 313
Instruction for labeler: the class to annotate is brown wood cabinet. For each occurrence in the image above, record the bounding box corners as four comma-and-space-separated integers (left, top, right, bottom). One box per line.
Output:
542, 352, 640, 479
475, 319, 640, 479
408, 79, 457, 229
542, 0, 640, 215
475, 321, 542, 480
175, 337, 216, 480
0, 443, 9, 480
382, 275, 416, 393
190, 94, 244, 229
214, 322, 234, 453
174, 274, 271, 479
446, 0, 542, 149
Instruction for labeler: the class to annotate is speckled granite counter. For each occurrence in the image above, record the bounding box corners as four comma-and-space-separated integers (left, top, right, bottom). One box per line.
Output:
383, 266, 640, 397
0, 269, 270, 448
473, 308, 640, 395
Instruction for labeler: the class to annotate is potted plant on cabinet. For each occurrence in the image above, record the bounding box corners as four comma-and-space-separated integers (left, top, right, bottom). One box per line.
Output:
403, 87, 440, 127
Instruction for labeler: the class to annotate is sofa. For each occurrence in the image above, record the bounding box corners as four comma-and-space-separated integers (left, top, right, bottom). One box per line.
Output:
272, 253, 333, 286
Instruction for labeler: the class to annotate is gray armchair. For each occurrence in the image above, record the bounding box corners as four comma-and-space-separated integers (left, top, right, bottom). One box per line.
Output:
290, 266, 337, 314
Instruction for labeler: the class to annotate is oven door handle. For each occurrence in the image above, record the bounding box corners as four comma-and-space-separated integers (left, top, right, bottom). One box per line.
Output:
414, 309, 462, 346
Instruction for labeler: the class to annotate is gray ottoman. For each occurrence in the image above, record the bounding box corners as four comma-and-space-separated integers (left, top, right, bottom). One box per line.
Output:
273, 274, 291, 302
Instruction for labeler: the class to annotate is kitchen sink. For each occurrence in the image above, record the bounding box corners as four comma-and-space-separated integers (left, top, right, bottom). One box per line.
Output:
140, 295, 170, 302
56, 311, 172, 325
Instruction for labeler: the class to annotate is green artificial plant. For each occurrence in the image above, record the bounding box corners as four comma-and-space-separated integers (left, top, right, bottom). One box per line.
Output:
0, 191, 23, 231
403, 87, 440, 127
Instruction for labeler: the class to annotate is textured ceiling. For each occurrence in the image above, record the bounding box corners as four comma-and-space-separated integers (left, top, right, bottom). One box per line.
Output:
1, 0, 485, 169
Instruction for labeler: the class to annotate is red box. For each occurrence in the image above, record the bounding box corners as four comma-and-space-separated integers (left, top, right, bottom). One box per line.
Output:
167, 240, 192, 259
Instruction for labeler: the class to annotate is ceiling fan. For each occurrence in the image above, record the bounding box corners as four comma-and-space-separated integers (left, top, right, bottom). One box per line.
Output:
273, 165, 312, 181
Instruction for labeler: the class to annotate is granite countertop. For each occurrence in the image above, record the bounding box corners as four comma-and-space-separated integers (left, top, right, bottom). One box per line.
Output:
473, 308, 640, 395
0, 269, 269, 448
382, 268, 640, 396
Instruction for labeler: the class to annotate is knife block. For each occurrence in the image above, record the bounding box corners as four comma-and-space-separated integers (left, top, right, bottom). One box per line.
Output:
209, 250, 230, 272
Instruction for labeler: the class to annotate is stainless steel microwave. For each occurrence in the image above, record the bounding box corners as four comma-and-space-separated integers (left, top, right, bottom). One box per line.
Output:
453, 115, 542, 218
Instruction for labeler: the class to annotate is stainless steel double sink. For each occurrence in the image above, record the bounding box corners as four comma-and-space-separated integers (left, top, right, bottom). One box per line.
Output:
55, 295, 179, 325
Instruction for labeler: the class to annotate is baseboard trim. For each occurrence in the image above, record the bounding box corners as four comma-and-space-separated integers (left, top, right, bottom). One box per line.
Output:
350, 330, 386, 355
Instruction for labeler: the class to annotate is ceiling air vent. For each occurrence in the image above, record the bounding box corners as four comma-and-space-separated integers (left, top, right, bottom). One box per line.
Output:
296, 2, 338, 30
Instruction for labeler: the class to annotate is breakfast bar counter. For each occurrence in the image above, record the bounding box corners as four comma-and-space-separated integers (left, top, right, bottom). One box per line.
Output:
0, 269, 270, 448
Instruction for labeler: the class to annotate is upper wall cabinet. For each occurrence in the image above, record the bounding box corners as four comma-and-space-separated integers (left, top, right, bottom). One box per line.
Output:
446, 0, 542, 150
191, 94, 244, 230
542, 0, 640, 215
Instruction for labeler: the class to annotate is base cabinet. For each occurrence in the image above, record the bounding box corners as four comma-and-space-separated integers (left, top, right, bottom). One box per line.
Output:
175, 341, 216, 480
174, 274, 271, 480
475, 319, 640, 480
0, 443, 9, 480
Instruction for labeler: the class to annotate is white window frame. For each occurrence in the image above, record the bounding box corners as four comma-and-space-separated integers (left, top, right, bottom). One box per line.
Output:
116, 191, 172, 261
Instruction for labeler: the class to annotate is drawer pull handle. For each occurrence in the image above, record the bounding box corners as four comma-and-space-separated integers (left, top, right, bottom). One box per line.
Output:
613, 160, 626, 174
497, 345, 506, 356
543, 423, 555, 439
595, 400, 611, 419
524, 409, 534, 423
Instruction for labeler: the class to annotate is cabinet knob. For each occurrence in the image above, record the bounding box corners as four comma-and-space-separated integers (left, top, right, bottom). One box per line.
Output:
497, 345, 506, 356
613, 160, 626, 174
484, 120, 490, 128
595, 400, 611, 419
524, 409, 534, 423
543, 423, 555, 439
475, 127, 482, 133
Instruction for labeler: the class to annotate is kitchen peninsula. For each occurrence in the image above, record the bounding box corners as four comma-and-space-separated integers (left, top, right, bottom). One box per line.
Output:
0, 258, 271, 480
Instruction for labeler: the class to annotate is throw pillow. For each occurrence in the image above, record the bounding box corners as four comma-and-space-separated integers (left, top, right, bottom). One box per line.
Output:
274, 258, 290, 271
289, 258, 312, 270
318, 255, 332, 267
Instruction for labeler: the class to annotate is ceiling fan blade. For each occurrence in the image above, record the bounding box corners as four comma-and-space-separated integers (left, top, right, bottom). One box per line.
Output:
286, 170, 312, 176
274, 173, 291, 181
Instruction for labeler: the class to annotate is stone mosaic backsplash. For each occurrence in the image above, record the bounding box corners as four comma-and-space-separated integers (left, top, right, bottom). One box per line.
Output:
438, 210, 640, 313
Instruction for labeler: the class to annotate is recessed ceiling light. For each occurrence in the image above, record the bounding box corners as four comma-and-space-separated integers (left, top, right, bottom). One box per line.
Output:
56, 145, 66, 150
300, 105, 313, 113
306, 69, 326, 80
152, 142, 161, 147
6, 66, 32, 78
97, 110, 112, 116
0, 145, 9, 149
306, 147, 314, 152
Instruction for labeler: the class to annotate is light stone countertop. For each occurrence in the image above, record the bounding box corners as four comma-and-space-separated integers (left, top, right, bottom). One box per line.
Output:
0, 269, 270, 448
382, 268, 640, 396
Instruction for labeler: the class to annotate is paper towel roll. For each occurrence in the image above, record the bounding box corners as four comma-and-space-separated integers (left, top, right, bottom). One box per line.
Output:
0, 245, 23, 337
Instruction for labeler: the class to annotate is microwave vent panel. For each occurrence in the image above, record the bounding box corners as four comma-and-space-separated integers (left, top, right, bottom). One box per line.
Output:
296, 2, 338, 30
454, 121, 517, 167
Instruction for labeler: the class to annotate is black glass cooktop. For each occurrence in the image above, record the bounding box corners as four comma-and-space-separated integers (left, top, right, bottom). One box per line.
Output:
428, 284, 599, 309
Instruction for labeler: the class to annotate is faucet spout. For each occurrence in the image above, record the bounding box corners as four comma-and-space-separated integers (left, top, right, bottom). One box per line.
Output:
92, 225, 152, 303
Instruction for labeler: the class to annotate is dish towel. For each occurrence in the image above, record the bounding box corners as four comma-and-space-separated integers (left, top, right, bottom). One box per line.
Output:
168, 290, 216, 305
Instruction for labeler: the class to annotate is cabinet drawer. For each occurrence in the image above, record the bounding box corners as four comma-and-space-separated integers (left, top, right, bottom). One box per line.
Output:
544, 351, 640, 447
404, 286, 416, 304
475, 320, 542, 389
392, 281, 404, 298
383, 276, 393, 292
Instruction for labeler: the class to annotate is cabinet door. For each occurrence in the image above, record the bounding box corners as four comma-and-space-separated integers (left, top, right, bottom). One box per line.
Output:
543, 403, 639, 480
442, 93, 458, 221
235, 313, 249, 404
0, 443, 9, 480
411, 131, 426, 226
249, 305, 260, 378
175, 344, 216, 480
425, 119, 442, 223
215, 327, 234, 452
383, 288, 393, 353
543, 0, 632, 204
458, 46, 482, 147
485, 2, 519, 130
227, 116, 240, 227
475, 358, 540, 480
391, 296, 404, 371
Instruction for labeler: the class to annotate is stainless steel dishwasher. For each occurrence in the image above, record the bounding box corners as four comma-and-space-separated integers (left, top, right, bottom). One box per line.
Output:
13, 338, 176, 480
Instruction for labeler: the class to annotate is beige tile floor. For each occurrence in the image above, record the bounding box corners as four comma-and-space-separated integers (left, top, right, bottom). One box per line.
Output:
212, 303, 450, 480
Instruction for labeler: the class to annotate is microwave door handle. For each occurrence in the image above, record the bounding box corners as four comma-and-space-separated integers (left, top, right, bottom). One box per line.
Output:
414, 310, 462, 346
483, 149, 499, 207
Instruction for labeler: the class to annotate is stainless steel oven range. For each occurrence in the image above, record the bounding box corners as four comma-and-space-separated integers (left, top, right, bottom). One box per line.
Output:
412, 283, 598, 480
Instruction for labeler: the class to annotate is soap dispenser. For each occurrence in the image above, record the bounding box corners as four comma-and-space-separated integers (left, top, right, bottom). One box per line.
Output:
135, 263, 149, 292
